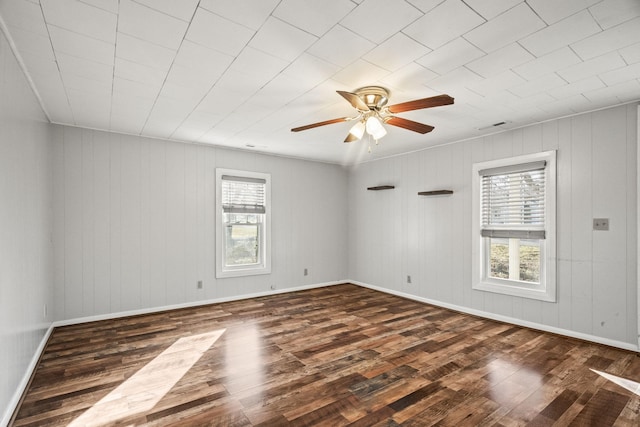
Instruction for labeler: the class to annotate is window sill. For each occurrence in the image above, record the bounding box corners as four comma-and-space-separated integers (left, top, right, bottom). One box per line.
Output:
473, 279, 556, 302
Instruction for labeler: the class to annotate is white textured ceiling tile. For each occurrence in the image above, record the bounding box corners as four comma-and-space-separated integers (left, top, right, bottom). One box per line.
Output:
571, 17, 640, 60
283, 54, 340, 86
273, 0, 355, 37
465, 43, 533, 78
118, 0, 188, 50
550, 76, 605, 99
173, 40, 233, 83
620, 42, 640, 64
63, 74, 112, 96
537, 94, 592, 116
197, 86, 250, 116
509, 73, 568, 98
307, 25, 375, 67
78, 0, 118, 14
467, 70, 526, 95
380, 62, 438, 89
228, 47, 289, 81
464, 3, 545, 53
513, 47, 582, 80
114, 57, 166, 86
557, 51, 626, 83
199, 0, 279, 30
363, 33, 431, 72
49, 26, 115, 66
0, 0, 52, 36
331, 60, 390, 89
7, 25, 55, 60
406, 0, 448, 13
19, 53, 60, 82
249, 17, 318, 62
598, 62, 640, 86
589, 0, 640, 29
213, 70, 263, 100
111, 92, 155, 113
113, 77, 160, 100
415, 37, 484, 74
163, 67, 215, 96
405, 0, 484, 50
57, 52, 113, 83
464, 0, 522, 20
115, 32, 175, 71
583, 79, 640, 103
41, 0, 116, 43
132, 0, 199, 22
186, 7, 254, 57
519, 10, 601, 57
426, 66, 484, 92
528, 0, 601, 24
341, 0, 424, 44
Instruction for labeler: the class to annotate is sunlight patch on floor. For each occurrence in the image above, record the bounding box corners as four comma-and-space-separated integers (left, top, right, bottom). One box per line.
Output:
69, 329, 225, 427
591, 369, 640, 396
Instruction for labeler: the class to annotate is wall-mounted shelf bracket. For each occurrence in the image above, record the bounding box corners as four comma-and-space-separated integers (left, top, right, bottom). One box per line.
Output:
367, 185, 395, 191
418, 190, 453, 196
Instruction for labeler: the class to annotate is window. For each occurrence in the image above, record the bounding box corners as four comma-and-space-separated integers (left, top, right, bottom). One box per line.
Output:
216, 169, 271, 278
472, 151, 556, 301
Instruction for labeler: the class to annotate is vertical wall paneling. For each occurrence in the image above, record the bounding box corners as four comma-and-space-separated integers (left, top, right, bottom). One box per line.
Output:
0, 29, 54, 424
348, 104, 638, 348
53, 128, 349, 319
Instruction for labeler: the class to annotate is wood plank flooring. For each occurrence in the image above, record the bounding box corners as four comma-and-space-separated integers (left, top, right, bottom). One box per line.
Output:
11, 284, 640, 426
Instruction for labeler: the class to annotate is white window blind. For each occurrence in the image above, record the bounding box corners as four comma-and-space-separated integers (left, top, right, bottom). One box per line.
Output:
479, 161, 546, 239
221, 175, 266, 214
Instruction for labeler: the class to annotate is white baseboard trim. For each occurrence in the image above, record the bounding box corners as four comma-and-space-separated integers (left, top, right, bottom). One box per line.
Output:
2, 324, 55, 427
52, 280, 344, 328
350, 280, 639, 353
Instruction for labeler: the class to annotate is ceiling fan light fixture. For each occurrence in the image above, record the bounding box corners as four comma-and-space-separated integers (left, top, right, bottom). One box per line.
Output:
366, 116, 387, 139
348, 120, 365, 140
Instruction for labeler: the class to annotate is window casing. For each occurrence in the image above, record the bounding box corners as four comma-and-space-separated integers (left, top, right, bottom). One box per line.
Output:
216, 169, 271, 278
472, 151, 556, 301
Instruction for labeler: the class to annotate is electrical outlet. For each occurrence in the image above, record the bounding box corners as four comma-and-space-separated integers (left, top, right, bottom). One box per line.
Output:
197, 280, 203, 289
304, 268, 308, 276
593, 218, 609, 231
407, 275, 412, 284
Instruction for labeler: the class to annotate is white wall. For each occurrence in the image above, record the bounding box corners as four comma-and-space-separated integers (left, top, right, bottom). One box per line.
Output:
0, 28, 54, 423
52, 126, 348, 320
348, 104, 638, 347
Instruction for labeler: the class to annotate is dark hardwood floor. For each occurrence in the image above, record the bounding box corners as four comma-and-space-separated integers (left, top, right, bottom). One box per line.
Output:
12, 284, 640, 426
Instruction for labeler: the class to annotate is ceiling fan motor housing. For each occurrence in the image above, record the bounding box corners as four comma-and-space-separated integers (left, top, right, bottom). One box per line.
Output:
354, 86, 390, 110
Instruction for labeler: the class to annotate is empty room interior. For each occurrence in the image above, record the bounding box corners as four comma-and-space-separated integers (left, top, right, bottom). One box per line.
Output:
2, 0, 640, 425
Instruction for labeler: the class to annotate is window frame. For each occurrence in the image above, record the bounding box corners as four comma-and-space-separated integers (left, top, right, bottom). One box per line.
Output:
472, 151, 557, 302
216, 168, 271, 279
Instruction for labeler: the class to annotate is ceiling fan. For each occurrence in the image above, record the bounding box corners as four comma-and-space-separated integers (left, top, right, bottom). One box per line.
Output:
291, 86, 454, 144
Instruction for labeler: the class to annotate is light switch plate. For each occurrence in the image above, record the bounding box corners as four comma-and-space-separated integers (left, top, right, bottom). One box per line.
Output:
593, 218, 609, 231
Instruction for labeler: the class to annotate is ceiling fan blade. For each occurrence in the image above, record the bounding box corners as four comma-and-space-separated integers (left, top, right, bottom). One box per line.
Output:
386, 94, 454, 114
385, 116, 435, 134
337, 90, 370, 111
291, 117, 350, 132
344, 133, 360, 143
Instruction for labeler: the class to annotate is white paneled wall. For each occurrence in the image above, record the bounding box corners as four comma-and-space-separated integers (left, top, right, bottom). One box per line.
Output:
348, 104, 638, 347
52, 126, 348, 320
0, 28, 54, 424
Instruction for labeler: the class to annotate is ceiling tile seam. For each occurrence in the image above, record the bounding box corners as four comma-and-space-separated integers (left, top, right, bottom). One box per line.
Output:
338, 0, 426, 46
199, 3, 272, 33
585, 3, 605, 32
163, 5, 283, 141
41, 1, 76, 123
109, 0, 121, 132
129, 0, 194, 23
0, 7, 52, 122
77, 0, 116, 15
303, 24, 378, 69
